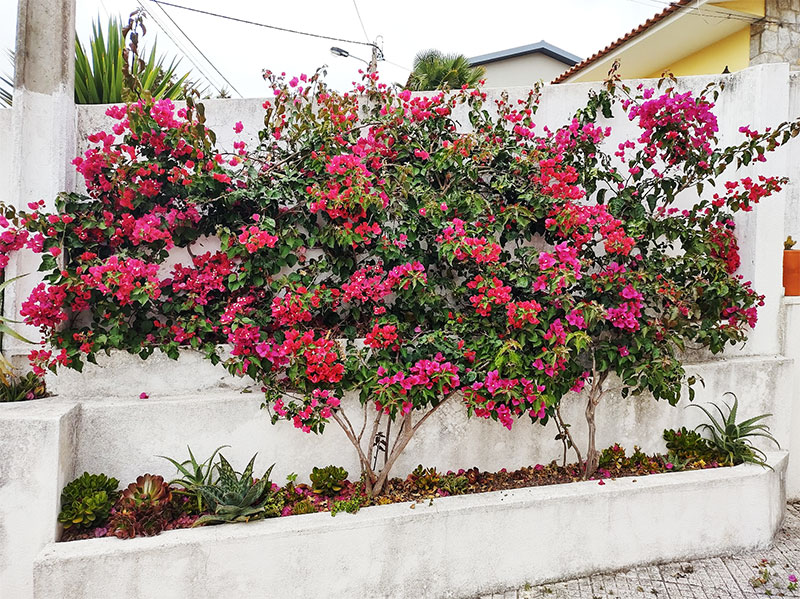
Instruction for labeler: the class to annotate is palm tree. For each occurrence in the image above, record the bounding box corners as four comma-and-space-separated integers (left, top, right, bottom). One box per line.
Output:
404, 49, 485, 91
1, 16, 205, 106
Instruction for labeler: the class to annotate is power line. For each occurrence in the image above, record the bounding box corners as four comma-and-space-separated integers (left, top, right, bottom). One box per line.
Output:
134, 0, 228, 97
351, 0, 370, 43
150, 1, 244, 97
384, 58, 411, 73
622, 0, 778, 24
149, 1, 378, 48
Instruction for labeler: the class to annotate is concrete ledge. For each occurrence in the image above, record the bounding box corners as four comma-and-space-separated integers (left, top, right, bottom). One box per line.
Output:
33, 452, 788, 599
0, 401, 79, 599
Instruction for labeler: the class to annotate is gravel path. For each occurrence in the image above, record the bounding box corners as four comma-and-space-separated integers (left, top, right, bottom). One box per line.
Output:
478, 502, 800, 599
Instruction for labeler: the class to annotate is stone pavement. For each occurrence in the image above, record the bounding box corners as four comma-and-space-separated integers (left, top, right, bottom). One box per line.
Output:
481, 502, 800, 599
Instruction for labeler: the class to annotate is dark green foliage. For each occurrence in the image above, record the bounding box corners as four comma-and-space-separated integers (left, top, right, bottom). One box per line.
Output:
405, 49, 485, 91
110, 474, 173, 538
663, 427, 714, 460
690, 392, 780, 467
309, 465, 349, 496
193, 454, 281, 526
58, 472, 119, 530
598, 444, 627, 472
74, 17, 198, 104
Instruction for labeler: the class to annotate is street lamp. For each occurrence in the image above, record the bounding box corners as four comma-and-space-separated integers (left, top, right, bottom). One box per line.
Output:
330, 44, 382, 74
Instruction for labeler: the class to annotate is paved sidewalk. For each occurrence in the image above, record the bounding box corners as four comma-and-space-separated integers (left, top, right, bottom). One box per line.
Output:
483, 502, 800, 599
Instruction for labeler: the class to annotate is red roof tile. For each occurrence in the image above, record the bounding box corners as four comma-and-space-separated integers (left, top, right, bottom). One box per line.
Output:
551, 0, 695, 84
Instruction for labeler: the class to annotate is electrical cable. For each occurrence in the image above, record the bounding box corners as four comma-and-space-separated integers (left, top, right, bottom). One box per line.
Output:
150, 1, 244, 97
622, 0, 779, 24
133, 0, 228, 96
149, 0, 378, 49
351, 0, 370, 43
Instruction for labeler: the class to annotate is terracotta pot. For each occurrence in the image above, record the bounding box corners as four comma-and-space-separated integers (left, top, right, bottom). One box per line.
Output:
784, 250, 800, 296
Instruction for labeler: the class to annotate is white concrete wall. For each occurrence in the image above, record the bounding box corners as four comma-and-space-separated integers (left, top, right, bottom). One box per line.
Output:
478, 53, 573, 87
32, 453, 787, 599
0, 401, 78, 599
42, 352, 793, 491
782, 296, 800, 499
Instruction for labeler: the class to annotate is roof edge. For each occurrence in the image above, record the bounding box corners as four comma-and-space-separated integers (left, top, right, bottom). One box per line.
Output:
551, 0, 696, 84
469, 40, 582, 67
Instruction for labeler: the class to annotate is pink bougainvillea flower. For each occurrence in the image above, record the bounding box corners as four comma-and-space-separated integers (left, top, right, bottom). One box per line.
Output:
233, 121, 244, 134
139, 392, 149, 399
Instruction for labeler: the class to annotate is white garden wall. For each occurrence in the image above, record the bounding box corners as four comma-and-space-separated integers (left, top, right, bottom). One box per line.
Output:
32, 453, 788, 599
43, 352, 794, 489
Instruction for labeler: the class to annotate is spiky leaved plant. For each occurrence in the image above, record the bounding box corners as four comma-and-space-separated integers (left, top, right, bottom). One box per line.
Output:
690, 392, 780, 467
193, 454, 281, 526
159, 445, 228, 513
109, 474, 173, 538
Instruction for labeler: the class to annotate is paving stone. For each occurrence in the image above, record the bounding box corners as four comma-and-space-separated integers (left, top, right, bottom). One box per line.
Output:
496, 503, 800, 599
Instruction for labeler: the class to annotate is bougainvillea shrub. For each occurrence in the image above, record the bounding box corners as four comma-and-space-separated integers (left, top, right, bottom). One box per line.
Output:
2, 70, 797, 493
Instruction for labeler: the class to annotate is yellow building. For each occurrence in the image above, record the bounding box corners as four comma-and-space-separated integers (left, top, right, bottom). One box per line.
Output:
554, 0, 777, 84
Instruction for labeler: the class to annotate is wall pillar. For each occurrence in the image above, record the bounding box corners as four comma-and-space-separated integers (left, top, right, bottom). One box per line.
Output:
3, 0, 77, 353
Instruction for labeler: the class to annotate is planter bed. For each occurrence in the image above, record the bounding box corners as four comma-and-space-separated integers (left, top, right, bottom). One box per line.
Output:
34, 452, 788, 599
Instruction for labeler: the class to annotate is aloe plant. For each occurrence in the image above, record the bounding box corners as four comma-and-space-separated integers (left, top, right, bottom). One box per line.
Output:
690, 392, 780, 467
159, 445, 228, 513
193, 454, 281, 526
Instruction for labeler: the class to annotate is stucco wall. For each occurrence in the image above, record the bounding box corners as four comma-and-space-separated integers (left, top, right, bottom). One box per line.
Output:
33, 453, 787, 599
477, 53, 573, 87
42, 352, 793, 492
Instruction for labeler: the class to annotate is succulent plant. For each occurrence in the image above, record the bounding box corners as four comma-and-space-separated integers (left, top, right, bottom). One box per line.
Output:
109, 474, 173, 539
690, 393, 780, 467
291, 498, 318, 515
159, 445, 228, 513
598, 444, 627, 472
193, 454, 281, 526
663, 427, 713, 460
58, 472, 120, 530
408, 465, 441, 492
309, 465, 349, 497
440, 474, 468, 496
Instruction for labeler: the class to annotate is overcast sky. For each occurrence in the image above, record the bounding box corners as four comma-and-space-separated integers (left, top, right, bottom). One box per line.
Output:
0, 0, 664, 97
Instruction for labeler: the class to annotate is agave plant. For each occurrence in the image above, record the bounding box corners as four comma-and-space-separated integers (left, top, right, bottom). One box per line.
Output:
159, 445, 228, 513
690, 392, 780, 467
193, 454, 281, 526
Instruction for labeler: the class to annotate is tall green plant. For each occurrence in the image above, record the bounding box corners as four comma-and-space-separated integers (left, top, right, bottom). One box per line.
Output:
74, 17, 196, 104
